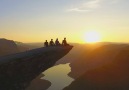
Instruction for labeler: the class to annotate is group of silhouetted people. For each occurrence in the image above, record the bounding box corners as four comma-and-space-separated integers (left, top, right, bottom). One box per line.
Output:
44, 38, 69, 47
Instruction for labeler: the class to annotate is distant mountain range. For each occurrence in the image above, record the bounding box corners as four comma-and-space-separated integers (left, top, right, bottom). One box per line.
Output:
0, 38, 45, 57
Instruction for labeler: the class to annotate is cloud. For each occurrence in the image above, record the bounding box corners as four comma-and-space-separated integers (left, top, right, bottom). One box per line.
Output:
67, 8, 91, 12
67, 0, 102, 12
67, 0, 121, 12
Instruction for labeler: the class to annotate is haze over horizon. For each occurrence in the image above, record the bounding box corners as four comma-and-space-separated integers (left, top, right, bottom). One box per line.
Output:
0, 0, 129, 43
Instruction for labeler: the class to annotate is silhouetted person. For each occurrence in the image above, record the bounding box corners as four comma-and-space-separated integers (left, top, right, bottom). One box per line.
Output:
62, 38, 69, 46
44, 40, 48, 47
55, 38, 60, 46
49, 39, 55, 46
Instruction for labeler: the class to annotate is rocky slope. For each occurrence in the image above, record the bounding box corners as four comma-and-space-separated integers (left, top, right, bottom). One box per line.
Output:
68, 43, 129, 78
64, 50, 129, 90
64, 44, 129, 90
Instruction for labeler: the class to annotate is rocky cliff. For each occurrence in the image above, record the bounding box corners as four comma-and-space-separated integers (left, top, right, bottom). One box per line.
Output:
0, 46, 73, 90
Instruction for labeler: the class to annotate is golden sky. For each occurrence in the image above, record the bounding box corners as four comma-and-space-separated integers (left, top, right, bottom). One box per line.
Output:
0, 0, 129, 43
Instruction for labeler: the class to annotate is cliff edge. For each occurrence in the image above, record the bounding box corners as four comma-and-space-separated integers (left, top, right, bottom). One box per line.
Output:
0, 46, 73, 90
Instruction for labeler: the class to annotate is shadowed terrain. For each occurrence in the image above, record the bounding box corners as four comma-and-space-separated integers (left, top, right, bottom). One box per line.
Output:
25, 74, 51, 90
0, 45, 73, 90
64, 44, 129, 90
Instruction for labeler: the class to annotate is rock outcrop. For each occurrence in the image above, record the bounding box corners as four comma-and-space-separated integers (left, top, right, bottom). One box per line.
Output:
0, 46, 73, 90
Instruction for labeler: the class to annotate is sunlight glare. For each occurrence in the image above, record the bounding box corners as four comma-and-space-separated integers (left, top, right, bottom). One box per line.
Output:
83, 31, 101, 43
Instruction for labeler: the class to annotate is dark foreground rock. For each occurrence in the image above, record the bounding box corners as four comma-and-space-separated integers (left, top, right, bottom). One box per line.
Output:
0, 46, 73, 90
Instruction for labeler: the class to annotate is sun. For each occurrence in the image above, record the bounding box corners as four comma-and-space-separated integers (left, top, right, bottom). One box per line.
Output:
83, 31, 101, 43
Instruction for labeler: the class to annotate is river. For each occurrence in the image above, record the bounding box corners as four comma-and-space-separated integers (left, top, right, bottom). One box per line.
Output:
42, 63, 74, 90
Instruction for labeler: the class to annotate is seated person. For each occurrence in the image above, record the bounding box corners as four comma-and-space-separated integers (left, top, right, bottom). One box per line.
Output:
55, 38, 60, 46
44, 40, 48, 47
49, 39, 55, 46
62, 38, 69, 46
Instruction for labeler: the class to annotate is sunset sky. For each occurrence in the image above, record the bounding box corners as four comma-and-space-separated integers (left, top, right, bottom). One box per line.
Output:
0, 0, 129, 43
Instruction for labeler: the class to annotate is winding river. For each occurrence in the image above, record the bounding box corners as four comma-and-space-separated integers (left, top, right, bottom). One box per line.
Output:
42, 63, 73, 90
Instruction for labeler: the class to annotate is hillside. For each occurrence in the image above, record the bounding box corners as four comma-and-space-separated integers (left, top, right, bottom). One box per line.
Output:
68, 43, 129, 78
64, 49, 129, 90
0, 39, 19, 56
